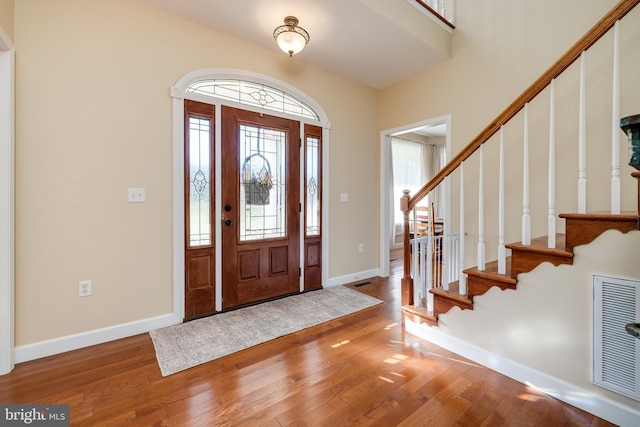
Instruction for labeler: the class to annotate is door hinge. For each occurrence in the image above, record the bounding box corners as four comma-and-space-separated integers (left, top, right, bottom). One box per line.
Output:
299, 203, 302, 212
299, 138, 302, 148
299, 268, 302, 277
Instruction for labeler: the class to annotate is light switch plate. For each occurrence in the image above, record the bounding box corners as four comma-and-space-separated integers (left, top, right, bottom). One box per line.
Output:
128, 188, 146, 203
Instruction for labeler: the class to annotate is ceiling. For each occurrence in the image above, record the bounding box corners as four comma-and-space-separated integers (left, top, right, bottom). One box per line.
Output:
137, 0, 451, 89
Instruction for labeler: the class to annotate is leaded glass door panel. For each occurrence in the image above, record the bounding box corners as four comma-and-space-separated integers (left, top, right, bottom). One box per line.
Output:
184, 100, 216, 319
303, 124, 322, 290
221, 106, 300, 308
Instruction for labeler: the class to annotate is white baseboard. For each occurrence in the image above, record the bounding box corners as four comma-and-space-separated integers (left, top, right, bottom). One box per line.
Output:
14, 313, 179, 364
12, 270, 380, 365
405, 319, 640, 427
327, 268, 380, 288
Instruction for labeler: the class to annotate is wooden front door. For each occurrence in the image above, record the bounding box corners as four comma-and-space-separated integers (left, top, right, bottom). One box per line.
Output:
184, 100, 216, 319
221, 106, 300, 308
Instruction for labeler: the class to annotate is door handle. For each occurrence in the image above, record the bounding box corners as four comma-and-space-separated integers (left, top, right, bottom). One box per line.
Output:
224, 218, 232, 226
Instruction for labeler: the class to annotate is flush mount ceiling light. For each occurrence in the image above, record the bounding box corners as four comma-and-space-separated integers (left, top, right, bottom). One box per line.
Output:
273, 16, 310, 57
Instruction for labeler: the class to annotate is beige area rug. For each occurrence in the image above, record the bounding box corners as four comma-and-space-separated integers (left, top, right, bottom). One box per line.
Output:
149, 286, 383, 376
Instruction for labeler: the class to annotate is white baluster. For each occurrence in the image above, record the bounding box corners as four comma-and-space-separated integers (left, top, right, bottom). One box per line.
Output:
412, 208, 420, 299
478, 145, 486, 270
425, 243, 434, 310
611, 20, 621, 215
442, 176, 450, 292
578, 51, 587, 214
498, 126, 506, 274
548, 79, 556, 249
426, 234, 433, 299
420, 237, 427, 306
459, 163, 467, 294
522, 103, 531, 246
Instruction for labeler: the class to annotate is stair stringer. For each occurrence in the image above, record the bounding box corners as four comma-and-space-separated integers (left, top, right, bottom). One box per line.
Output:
408, 229, 640, 424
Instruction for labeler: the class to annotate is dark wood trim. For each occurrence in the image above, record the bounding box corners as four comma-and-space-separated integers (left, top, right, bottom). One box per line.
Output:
634, 171, 640, 228
408, 0, 640, 210
220, 106, 301, 308
401, 0, 640, 306
303, 124, 322, 290
560, 211, 637, 252
400, 190, 413, 306
183, 100, 216, 319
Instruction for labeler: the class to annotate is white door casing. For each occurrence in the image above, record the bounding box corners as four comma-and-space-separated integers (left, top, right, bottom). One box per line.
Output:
379, 115, 452, 277
0, 24, 15, 375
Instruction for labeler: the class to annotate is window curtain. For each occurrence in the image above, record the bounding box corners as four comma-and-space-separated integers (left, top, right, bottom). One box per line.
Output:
390, 138, 445, 245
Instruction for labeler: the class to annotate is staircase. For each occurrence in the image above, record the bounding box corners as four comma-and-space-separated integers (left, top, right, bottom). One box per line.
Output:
409, 212, 639, 325
400, 0, 640, 327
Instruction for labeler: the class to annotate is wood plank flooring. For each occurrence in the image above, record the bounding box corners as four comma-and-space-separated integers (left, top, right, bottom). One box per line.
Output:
0, 250, 615, 426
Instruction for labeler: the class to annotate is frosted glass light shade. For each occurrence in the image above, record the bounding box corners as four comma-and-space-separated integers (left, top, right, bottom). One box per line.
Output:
273, 16, 309, 57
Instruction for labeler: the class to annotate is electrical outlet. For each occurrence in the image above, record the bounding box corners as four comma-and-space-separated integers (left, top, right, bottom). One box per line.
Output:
359, 243, 365, 253
79, 280, 92, 297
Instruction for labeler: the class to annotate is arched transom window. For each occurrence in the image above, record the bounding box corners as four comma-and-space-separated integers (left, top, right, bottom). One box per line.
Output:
186, 79, 320, 121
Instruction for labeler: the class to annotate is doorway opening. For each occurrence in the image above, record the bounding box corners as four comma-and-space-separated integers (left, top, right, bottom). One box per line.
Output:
379, 116, 451, 278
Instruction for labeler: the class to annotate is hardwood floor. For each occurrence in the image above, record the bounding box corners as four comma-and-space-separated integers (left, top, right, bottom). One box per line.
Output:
0, 251, 615, 426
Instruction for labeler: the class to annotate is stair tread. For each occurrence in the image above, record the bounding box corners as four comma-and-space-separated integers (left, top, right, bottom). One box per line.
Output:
559, 211, 637, 220
405, 211, 638, 325
506, 234, 573, 258
401, 305, 438, 326
464, 258, 517, 284
430, 281, 473, 306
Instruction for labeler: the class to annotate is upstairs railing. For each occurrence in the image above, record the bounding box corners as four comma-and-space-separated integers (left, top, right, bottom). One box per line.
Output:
401, 0, 640, 307
412, 0, 455, 29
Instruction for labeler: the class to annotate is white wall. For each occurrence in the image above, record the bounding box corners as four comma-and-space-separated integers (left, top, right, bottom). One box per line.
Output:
378, 0, 640, 423
13, 0, 378, 349
409, 230, 640, 425
378, 0, 640, 264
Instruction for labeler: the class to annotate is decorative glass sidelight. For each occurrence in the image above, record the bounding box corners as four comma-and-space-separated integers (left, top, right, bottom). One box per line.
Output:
188, 117, 212, 247
305, 136, 320, 236
239, 124, 286, 241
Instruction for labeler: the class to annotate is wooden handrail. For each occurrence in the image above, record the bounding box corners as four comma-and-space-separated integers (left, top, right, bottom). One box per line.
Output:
401, 0, 640, 307
414, 0, 455, 30
407, 0, 640, 211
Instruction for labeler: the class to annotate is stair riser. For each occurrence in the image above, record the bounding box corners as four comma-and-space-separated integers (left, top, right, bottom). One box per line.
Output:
402, 310, 438, 327
467, 275, 517, 298
433, 296, 473, 316
564, 217, 637, 252
510, 252, 573, 278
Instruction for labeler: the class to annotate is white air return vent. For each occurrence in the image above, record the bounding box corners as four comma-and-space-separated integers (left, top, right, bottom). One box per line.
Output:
593, 274, 640, 400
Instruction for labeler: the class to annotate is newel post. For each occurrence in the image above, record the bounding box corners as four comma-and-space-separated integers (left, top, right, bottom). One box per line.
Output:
633, 172, 640, 229
620, 114, 640, 228
401, 190, 414, 306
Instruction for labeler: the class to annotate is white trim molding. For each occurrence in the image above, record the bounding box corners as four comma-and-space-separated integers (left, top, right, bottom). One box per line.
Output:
0, 25, 15, 375
15, 314, 178, 364
405, 319, 640, 427
327, 268, 381, 288
379, 115, 452, 278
